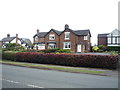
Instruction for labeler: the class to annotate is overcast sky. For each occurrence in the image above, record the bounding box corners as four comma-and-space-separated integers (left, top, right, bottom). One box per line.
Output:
0, 0, 119, 45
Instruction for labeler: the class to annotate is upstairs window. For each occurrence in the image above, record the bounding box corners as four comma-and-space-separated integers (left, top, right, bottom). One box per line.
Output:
49, 34, 55, 40
84, 36, 88, 40
35, 36, 38, 41
65, 32, 70, 40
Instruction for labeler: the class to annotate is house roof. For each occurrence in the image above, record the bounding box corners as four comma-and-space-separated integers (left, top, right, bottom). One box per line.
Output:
52, 29, 61, 35
72, 30, 91, 36
33, 32, 48, 38
33, 29, 61, 38
1, 37, 16, 42
59, 29, 91, 37
33, 26, 91, 38
98, 33, 109, 38
19, 38, 32, 45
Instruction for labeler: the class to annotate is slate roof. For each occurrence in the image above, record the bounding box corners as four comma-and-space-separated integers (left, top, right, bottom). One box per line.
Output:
52, 29, 61, 35
1, 37, 16, 42
98, 33, 109, 38
33, 29, 91, 38
19, 38, 32, 45
33, 32, 48, 38
72, 30, 91, 36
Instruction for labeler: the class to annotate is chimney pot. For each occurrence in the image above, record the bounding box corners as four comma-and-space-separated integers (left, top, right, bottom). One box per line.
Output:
7, 34, 10, 37
65, 24, 69, 29
37, 29, 39, 34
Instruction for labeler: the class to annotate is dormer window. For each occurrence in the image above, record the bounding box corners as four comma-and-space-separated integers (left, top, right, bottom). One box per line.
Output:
65, 32, 70, 40
49, 34, 55, 40
84, 36, 88, 40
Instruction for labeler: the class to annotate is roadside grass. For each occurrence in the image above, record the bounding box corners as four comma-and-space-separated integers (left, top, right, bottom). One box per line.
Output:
0, 60, 105, 75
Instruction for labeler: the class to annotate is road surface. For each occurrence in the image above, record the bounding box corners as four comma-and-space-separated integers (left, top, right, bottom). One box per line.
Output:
1, 64, 118, 88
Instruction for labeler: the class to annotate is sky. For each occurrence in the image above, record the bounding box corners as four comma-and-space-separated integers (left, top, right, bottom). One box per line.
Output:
0, 0, 119, 45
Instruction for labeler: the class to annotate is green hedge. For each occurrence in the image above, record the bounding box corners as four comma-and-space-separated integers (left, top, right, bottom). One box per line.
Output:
106, 46, 120, 51
2, 51, 16, 61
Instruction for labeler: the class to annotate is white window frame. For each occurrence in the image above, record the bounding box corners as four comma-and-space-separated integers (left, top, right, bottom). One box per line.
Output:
48, 43, 56, 49
49, 34, 55, 40
84, 36, 88, 40
108, 37, 111, 44
63, 42, 71, 49
35, 36, 38, 41
113, 37, 115, 44
65, 32, 70, 40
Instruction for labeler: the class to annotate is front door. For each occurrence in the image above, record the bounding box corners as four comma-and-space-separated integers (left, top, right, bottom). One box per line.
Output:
77, 44, 81, 52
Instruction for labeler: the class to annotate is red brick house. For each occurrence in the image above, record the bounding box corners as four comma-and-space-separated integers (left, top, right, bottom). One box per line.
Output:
33, 24, 91, 52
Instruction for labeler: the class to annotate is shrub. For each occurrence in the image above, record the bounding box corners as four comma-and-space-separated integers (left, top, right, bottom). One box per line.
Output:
14, 52, 118, 69
57, 49, 72, 53
98, 45, 104, 49
106, 46, 120, 51
43, 48, 59, 53
42, 48, 72, 53
2, 51, 16, 61
92, 46, 99, 52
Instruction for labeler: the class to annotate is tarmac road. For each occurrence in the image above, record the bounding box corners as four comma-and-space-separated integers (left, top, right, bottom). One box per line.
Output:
1, 64, 118, 88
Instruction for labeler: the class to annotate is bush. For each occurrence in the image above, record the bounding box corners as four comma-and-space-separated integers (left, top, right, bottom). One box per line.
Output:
106, 46, 120, 51
98, 45, 104, 49
14, 52, 118, 69
92, 46, 99, 52
57, 49, 72, 53
2, 51, 16, 61
42, 48, 72, 53
43, 48, 59, 53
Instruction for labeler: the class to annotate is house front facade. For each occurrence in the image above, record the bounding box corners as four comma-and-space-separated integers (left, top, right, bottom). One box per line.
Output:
98, 29, 120, 46
33, 24, 91, 52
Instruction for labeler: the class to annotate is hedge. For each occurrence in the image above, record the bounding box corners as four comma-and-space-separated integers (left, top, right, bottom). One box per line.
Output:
2, 52, 118, 69
2, 52, 16, 61
106, 46, 120, 51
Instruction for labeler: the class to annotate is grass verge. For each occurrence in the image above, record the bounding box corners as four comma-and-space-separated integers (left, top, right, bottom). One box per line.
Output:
0, 60, 105, 75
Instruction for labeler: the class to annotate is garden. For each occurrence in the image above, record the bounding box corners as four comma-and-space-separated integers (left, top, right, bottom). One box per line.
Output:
1, 43, 119, 70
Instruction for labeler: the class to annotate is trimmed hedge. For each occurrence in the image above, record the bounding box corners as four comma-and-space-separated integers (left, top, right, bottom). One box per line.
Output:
2, 52, 16, 61
106, 46, 120, 51
2, 52, 117, 69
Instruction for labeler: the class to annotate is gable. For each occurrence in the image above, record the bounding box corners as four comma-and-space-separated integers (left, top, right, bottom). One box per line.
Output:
107, 29, 120, 37
45, 29, 61, 37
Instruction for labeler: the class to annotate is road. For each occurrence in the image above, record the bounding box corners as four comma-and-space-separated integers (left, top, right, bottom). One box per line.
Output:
1, 64, 118, 88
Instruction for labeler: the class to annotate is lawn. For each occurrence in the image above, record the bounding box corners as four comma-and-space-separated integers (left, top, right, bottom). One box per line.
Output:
1, 60, 105, 75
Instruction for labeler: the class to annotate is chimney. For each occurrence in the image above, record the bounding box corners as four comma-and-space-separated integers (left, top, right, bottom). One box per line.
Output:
16, 34, 18, 44
65, 24, 69, 30
37, 29, 39, 34
7, 34, 10, 37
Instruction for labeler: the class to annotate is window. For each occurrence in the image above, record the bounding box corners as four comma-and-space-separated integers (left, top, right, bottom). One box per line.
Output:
48, 43, 56, 49
65, 32, 70, 40
113, 37, 115, 44
39, 44, 45, 50
49, 34, 55, 40
63, 42, 71, 49
108, 37, 111, 43
84, 36, 88, 40
35, 36, 38, 41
